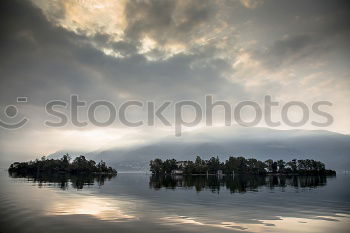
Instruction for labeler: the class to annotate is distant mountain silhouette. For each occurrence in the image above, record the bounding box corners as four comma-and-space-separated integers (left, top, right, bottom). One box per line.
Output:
49, 127, 350, 171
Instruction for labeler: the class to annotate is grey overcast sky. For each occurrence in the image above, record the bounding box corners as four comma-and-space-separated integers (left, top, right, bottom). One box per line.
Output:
0, 0, 349, 159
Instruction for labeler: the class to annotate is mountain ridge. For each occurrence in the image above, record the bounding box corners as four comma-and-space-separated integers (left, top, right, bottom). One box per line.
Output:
48, 127, 350, 171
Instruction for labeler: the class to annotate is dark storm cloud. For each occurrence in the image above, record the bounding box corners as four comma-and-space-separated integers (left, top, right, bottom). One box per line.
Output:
0, 0, 98, 103
1, 0, 349, 106
247, 0, 350, 69
0, 0, 243, 108
254, 34, 323, 69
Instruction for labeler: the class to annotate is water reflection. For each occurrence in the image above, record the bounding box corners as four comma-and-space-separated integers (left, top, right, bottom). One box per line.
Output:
161, 214, 350, 233
8, 171, 115, 189
46, 195, 137, 221
149, 175, 333, 193
1, 172, 349, 233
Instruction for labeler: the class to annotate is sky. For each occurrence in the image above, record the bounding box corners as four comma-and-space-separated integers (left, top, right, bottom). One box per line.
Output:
0, 0, 349, 160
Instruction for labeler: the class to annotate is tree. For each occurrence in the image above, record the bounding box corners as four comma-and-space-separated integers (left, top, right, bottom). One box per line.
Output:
247, 158, 258, 174
256, 160, 267, 174
163, 159, 178, 174
147, 156, 335, 176
286, 159, 297, 173
297, 160, 306, 172
61, 154, 71, 170
271, 162, 277, 173
8, 154, 117, 175
265, 159, 273, 173
149, 158, 163, 174
207, 156, 221, 174
183, 161, 195, 174
224, 157, 239, 174
194, 156, 207, 174
236, 157, 248, 174
277, 160, 285, 172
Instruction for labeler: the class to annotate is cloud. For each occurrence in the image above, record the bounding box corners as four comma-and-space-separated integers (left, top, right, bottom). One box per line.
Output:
240, 0, 264, 9
30, 0, 238, 60
0, 0, 242, 104
123, 0, 216, 44
253, 34, 322, 69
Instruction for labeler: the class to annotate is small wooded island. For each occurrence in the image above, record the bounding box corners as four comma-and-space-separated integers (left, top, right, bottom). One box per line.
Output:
8, 154, 117, 175
150, 156, 336, 176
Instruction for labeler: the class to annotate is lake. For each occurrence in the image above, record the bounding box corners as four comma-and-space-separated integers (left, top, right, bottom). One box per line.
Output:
0, 170, 349, 233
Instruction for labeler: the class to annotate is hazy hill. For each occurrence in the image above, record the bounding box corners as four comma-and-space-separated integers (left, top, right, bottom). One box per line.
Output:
63, 127, 350, 172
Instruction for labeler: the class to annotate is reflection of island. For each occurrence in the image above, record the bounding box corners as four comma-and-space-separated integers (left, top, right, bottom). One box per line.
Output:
8, 172, 115, 189
149, 175, 333, 193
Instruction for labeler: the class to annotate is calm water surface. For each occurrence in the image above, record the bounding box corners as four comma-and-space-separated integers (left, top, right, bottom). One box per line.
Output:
0, 169, 349, 233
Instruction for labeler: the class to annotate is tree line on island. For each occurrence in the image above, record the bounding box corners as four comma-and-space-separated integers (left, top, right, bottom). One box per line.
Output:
8, 154, 117, 175
149, 156, 336, 175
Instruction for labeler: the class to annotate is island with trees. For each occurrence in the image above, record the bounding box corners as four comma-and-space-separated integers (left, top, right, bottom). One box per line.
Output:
149, 156, 336, 176
8, 154, 117, 175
